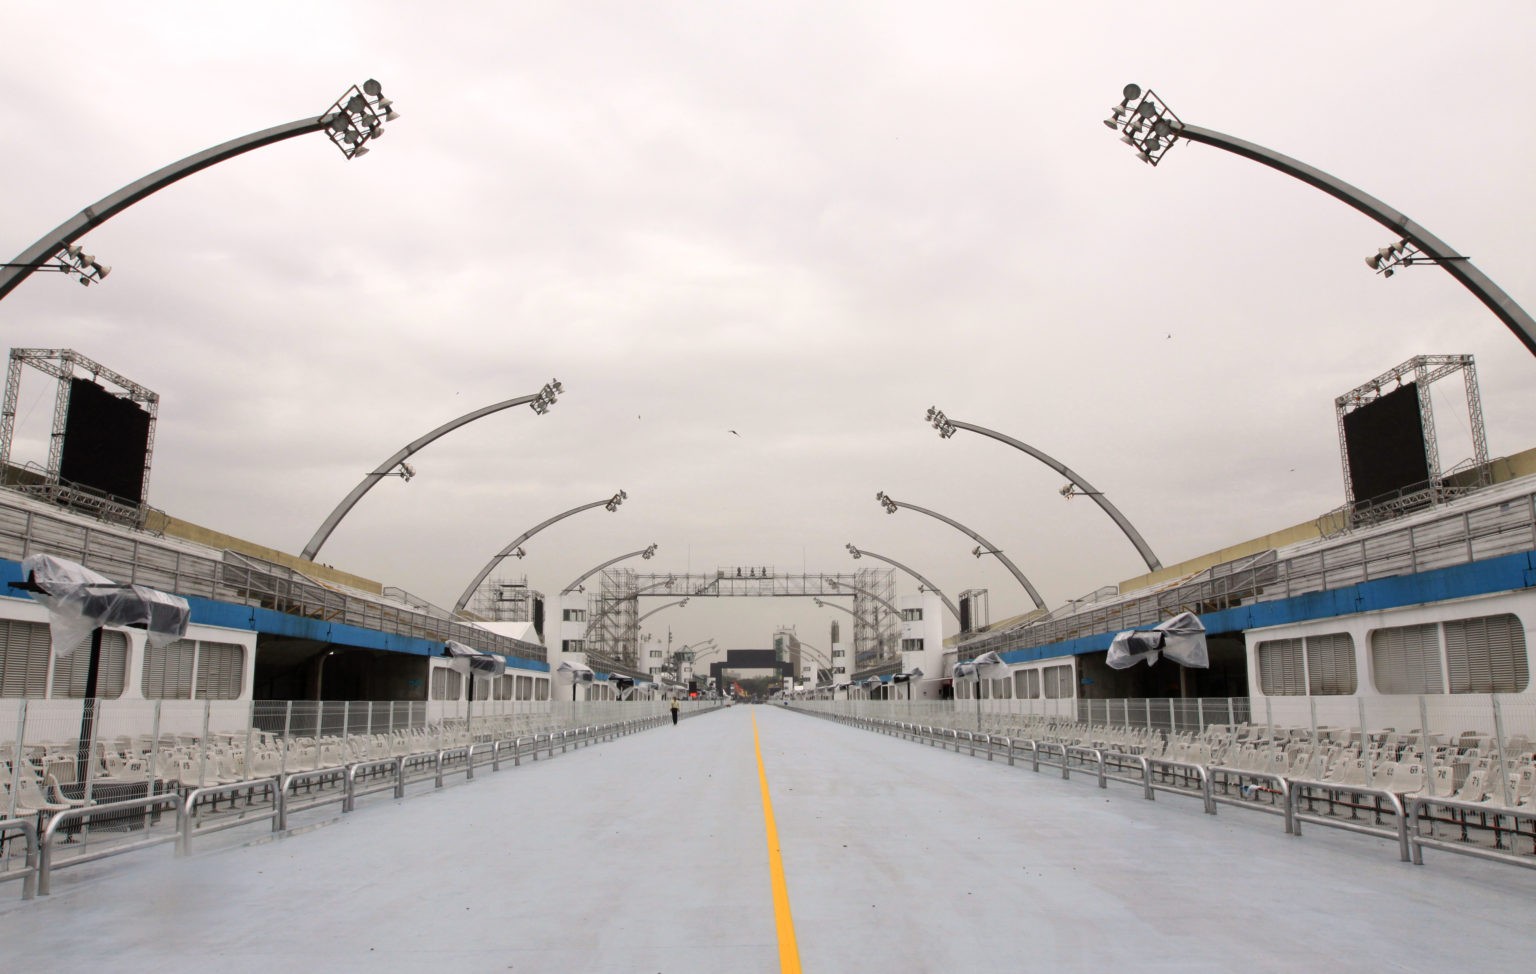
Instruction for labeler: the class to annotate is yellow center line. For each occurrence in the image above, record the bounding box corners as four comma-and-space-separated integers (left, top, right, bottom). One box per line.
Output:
752, 712, 802, 973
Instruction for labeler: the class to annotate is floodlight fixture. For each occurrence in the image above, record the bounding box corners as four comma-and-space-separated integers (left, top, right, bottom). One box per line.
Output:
925, 406, 956, 438
322, 79, 398, 160
2, 243, 112, 288
384, 461, 415, 482
1366, 236, 1468, 279
845, 543, 862, 559
875, 491, 898, 514
1103, 83, 1182, 166
530, 379, 563, 415
605, 489, 628, 513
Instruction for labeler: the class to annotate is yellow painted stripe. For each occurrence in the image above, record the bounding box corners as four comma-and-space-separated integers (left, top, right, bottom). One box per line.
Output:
752, 712, 802, 973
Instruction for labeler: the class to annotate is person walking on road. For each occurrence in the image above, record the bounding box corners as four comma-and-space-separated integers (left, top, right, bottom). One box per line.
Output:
670, 698, 680, 725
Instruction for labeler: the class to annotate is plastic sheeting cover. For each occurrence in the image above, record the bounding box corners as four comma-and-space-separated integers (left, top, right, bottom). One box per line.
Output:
443, 639, 507, 678
1106, 611, 1208, 670
20, 553, 190, 659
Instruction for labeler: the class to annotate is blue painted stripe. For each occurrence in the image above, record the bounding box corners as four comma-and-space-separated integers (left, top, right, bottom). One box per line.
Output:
998, 549, 1536, 666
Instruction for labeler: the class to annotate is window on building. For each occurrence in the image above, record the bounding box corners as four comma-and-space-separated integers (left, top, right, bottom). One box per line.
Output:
516, 675, 532, 701
649, 650, 663, 658
193, 641, 245, 700
1043, 664, 1074, 699
53, 630, 129, 699
1256, 638, 1305, 695
0, 620, 50, 697
832, 649, 845, 658
431, 668, 464, 701
1371, 623, 1444, 694
901, 608, 923, 622
142, 638, 197, 699
534, 678, 550, 701
1444, 613, 1529, 693
562, 639, 585, 653
901, 639, 923, 653
562, 609, 586, 622
1305, 633, 1357, 695
1014, 669, 1040, 699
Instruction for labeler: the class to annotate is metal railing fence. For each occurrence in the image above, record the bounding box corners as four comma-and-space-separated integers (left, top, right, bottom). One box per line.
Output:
959, 484, 1536, 659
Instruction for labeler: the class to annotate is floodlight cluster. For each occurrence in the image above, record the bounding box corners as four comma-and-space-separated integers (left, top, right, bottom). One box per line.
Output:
529, 379, 563, 415
925, 406, 955, 438
323, 79, 399, 160
1366, 238, 1418, 278
50, 243, 111, 287
1103, 83, 1181, 166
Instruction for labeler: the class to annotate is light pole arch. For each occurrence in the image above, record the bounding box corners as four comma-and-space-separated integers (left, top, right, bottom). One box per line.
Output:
454, 490, 626, 614
561, 544, 656, 595
637, 598, 689, 626
0, 81, 398, 302
302, 381, 563, 561
875, 491, 1045, 610
924, 409, 1162, 572
1105, 83, 1536, 357
845, 542, 961, 621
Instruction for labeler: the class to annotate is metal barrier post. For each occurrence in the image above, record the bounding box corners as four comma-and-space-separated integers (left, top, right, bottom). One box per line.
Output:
0, 818, 38, 900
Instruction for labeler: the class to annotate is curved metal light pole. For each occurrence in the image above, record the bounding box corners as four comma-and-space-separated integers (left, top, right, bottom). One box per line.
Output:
454, 490, 627, 614
0, 80, 399, 302
820, 580, 900, 617
561, 543, 657, 595
637, 598, 689, 626
923, 408, 1162, 572
812, 596, 877, 628
875, 491, 1045, 609
845, 542, 961, 621
302, 381, 564, 561
1105, 83, 1536, 357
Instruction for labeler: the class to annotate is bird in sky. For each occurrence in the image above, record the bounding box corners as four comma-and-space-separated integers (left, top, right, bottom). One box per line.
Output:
729, 430, 740, 436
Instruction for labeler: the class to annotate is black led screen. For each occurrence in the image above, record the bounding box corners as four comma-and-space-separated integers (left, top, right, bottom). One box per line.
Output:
58, 378, 152, 504
1342, 382, 1430, 504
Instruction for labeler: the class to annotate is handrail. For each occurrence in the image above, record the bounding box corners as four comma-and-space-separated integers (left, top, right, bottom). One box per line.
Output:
1146, 758, 1216, 815
1287, 778, 1409, 862
0, 817, 38, 899
1408, 795, 1536, 869
1103, 750, 1155, 801
39, 793, 185, 895
277, 767, 349, 830
179, 778, 280, 853
1065, 745, 1107, 789
1037, 741, 1069, 777
1208, 766, 1295, 834
345, 758, 405, 811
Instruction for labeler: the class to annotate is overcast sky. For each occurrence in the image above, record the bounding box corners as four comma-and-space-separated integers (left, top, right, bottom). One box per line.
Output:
2, 2, 1534, 655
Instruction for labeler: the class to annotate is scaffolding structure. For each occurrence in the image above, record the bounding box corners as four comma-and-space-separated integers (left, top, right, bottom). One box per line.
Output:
585, 567, 900, 672
468, 574, 542, 623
